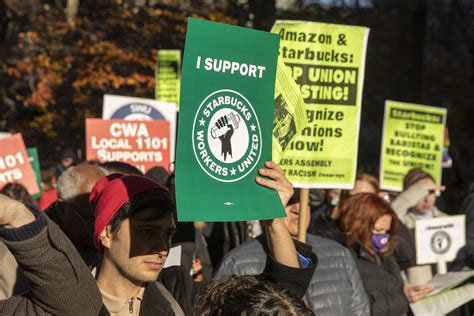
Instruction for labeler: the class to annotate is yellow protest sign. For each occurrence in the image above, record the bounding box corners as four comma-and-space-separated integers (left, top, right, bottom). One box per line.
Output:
155, 50, 181, 108
271, 21, 369, 188
380, 100, 447, 191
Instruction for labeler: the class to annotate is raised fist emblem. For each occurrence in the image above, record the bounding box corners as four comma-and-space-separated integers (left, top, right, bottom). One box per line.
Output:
211, 113, 240, 161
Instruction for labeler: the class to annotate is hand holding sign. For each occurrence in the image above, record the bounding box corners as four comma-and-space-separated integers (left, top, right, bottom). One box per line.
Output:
256, 161, 294, 207
211, 114, 238, 139
256, 162, 298, 269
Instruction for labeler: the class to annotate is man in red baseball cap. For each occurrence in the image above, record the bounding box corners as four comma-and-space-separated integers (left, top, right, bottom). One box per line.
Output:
0, 161, 316, 315
90, 161, 317, 315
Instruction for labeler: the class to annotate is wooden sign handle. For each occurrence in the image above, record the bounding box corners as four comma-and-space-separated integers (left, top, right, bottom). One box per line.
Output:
297, 188, 309, 243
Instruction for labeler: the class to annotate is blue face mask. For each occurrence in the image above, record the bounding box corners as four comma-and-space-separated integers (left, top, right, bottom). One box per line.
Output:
371, 233, 390, 253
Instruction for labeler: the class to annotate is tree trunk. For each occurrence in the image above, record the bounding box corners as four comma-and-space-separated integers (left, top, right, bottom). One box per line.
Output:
66, 0, 79, 21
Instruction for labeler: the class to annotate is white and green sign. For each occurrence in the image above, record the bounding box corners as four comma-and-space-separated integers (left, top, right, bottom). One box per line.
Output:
380, 100, 447, 191
271, 21, 370, 188
193, 90, 262, 182
176, 18, 284, 221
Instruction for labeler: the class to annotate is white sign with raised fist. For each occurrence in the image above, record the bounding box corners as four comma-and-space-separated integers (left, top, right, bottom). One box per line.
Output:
416, 215, 465, 265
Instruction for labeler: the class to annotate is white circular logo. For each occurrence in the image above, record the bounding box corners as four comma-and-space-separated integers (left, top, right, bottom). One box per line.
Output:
430, 231, 451, 255
192, 89, 262, 182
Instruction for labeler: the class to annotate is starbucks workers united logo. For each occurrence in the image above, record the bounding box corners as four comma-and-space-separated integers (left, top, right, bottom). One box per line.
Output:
192, 89, 262, 182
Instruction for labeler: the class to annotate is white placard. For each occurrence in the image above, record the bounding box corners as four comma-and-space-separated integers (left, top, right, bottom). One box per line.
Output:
410, 283, 474, 316
102, 94, 177, 160
163, 245, 182, 268
415, 215, 465, 265
425, 270, 474, 296
0, 132, 11, 139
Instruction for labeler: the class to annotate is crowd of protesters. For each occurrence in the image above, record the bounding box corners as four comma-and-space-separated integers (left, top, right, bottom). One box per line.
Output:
0, 151, 473, 315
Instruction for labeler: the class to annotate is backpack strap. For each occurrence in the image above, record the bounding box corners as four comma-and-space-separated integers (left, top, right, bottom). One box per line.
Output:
155, 281, 185, 316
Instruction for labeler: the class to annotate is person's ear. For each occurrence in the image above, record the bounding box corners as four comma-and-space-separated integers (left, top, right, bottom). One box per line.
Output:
100, 226, 113, 249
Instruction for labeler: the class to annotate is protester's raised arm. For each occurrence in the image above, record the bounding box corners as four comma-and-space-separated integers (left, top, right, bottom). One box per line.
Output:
0, 194, 102, 315
256, 162, 317, 298
264, 218, 299, 267
256, 161, 299, 268
391, 183, 429, 217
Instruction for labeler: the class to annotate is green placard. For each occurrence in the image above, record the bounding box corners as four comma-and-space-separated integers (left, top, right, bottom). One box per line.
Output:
27, 147, 43, 199
380, 100, 447, 191
176, 18, 284, 221
271, 21, 370, 189
155, 49, 181, 108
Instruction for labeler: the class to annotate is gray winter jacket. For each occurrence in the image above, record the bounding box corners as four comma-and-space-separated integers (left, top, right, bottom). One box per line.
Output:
216, 233, 370, 316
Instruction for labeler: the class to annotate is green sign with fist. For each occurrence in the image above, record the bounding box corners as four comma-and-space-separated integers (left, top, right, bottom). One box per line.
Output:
176, 18, 285, 221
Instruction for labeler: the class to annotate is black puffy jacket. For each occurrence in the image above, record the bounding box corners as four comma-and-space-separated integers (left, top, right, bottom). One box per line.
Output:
348, 243, 409, 316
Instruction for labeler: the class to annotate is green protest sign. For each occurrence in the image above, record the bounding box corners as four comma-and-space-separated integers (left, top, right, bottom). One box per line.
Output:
155, 50, 181, 108
27, 147, 43, 199
271, 21, 369, 188
176, 18, 284, 221
380, 100, 447, 191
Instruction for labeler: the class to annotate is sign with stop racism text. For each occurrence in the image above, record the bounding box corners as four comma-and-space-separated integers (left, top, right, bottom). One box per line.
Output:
86, 119, 171, 173
271, 21, 370, 188
0, 134, 40, 195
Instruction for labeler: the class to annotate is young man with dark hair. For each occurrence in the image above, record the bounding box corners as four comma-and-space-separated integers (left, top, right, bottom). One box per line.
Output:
0, 162, 315, 315
91, 161, 317, 315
